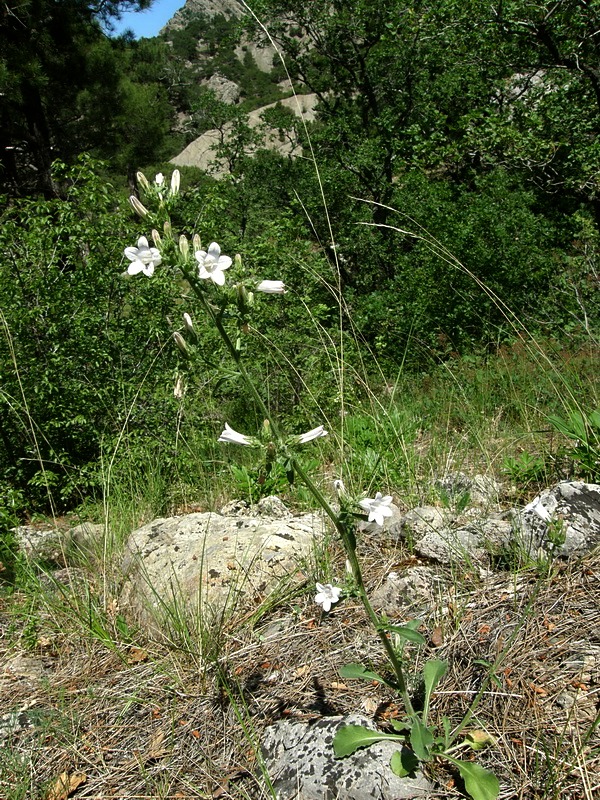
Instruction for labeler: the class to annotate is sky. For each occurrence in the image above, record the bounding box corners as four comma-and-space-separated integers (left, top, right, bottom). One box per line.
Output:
108, 0, 186, 39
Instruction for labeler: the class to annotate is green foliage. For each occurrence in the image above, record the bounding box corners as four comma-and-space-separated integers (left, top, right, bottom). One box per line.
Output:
549, 408, 600, 480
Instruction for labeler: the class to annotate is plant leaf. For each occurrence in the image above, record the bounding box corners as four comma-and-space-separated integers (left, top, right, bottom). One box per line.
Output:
333, 725, 404, 758
383, 625, 427, 645
339, 662, 395, 688
422, 659, 447, 721
390, 748, 419, 777
409, 717, 435, 761
446, 757, 500, 800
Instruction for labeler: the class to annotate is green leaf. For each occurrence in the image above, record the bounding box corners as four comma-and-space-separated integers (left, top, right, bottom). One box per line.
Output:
383, 625, 427, 645
333, 725, 404, 758
390, 748, 419, 777
339, 662, 396, 688
389, 718, 411, 732
446, 758, 500, 800
409, 717, 435, 762
422, 659, 447, 722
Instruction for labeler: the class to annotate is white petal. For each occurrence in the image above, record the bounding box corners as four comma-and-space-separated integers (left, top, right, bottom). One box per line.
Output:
137, 236, 149, 248
207, 242, 221, 260
127, 261, 145, 275
212, 269, 226, 286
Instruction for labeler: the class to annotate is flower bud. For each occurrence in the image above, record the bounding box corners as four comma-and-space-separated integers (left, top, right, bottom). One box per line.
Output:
183, 312, 194, 333
129, 195, 149, 218
151, 229, 162, 248
173, 331, 189, 357
163, 220, 172, 238
170, 169, 181, 196
256, 280, 286, 294
234, 253, 242, 270
136, 171, 150, 191
179, 235, 189, 259
174, 375, 185, 399
193, 233, 201, 252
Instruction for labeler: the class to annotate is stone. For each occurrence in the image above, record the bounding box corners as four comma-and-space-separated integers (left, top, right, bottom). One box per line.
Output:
204, 73, 240, 105
119, 503, 325, 637
392, 506, 452, 542
435, 472, 502, 506
518, 481, 600, 557
371, 566, 446, 618
13, 525, 65, 565
260, 713, 434, 800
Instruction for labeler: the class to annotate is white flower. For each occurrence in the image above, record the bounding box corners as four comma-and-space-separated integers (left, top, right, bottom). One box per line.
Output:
314, 583, 342, 612
124, 236, 161, 276
155, 173, 165, 186
298, 425, 328, 444
170, 169, 181, 195
256, 280, 286, 294
523, 495, 552, 523
359, 492, 394, 526
218, 423, 253, 446
195, 242, 232, 286
333, 478, 346, 496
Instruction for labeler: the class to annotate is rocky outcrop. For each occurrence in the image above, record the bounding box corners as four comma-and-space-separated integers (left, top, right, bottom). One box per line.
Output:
118, 496, 325, 637
161, 0, 244, 34
170, 92, 318, 174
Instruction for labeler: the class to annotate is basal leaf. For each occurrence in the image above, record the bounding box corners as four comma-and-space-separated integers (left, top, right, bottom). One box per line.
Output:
333, 725, 404, 758
390, 748, 419, 777
446, 757, 500, 800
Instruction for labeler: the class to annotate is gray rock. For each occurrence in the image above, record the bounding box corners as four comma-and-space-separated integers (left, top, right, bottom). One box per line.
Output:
392, 506, 452, 542
260, 714, 433, 799
204, 73, 240, 104
371, 566, 446, 617
436, 472, 502, 506
119, 506, 325, 636
519, 481, 600, 557
13, 525, 65, 565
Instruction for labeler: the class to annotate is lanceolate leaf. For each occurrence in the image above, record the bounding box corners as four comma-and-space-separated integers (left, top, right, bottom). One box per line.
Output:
333, 725, 405, 758
339, 662, 396, 688
383, 625, 427, 645
409, 717, 435, 761
422, 659, 447, 722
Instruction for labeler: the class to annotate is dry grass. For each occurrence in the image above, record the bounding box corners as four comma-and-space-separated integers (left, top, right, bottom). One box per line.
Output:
1, 534, 599, 799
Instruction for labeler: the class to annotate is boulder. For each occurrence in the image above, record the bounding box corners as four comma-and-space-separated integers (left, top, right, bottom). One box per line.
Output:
119, 498, 325, 636
204, 73, 240, 105
519, 481, 600, 557
260, 713, 433, 800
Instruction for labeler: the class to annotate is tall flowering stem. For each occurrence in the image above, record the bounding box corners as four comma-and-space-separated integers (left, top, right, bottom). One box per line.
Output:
179, 263, 415, 716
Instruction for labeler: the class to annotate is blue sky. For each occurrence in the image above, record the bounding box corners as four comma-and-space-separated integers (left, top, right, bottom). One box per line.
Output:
108, 0, 185, 39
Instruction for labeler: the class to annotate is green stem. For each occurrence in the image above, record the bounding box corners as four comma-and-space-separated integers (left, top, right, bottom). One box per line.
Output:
187, 270, 414, 717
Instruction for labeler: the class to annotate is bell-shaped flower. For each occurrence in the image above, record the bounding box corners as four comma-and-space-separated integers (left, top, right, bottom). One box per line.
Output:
154, 173, 165, 186
314, 583, 342, 612
523, 495, 552, 523
359, 492, 394, 526
297, 425, 328, 444
256, 280, 286, 294
218, 423, 255, 446
195, 242, 232, 286
124, 236, 161, 277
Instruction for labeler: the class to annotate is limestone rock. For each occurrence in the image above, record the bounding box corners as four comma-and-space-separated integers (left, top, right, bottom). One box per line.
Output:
393, 506, 452, 541
371, 566, 447, 617
119, 504, 325, 636
204, 73, 240, 104
436, 472, 502, 506
519, 481, 600, 557
260, 714, 433, 800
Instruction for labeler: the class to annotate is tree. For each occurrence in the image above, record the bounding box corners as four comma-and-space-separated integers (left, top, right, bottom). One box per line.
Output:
0, 0, 165, 195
